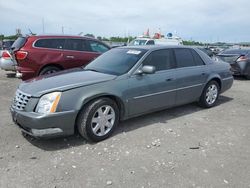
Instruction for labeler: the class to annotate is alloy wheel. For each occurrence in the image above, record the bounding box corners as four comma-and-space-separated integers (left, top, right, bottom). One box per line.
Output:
91, 105, 115, 136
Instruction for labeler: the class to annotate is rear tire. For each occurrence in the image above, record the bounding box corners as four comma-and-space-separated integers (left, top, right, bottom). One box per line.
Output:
77, 98, 119, 142
199, 81, 220, 108
39, 66, 61, 76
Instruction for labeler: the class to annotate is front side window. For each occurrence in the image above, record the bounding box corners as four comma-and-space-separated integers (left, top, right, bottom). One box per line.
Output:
88, 41, 109, 53
146, 40, 155, 45
174, 49, 196, 68
34, 39, 65, 49
143, 49, 174, 71
64, 39, 88, 51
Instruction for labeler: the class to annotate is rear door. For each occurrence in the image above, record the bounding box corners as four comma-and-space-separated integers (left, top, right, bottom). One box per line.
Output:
63, 39, 97, 68
174, 48, 208, 105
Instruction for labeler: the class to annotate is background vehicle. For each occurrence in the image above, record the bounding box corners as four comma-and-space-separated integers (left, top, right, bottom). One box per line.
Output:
11, 35, 110, 80
11, 46, 233, 142
0, 39, 17, 72
129, 36, 183, 46
198, 47, 214, 57
217, 49, 250, 79
0, 50, 16, 71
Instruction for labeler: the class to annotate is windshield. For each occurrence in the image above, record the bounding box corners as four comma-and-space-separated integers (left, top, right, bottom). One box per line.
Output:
129, 39, 147, 46
85, 48, 147, 75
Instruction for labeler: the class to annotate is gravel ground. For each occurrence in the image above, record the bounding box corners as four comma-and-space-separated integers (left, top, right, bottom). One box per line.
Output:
0, 70, 249, 188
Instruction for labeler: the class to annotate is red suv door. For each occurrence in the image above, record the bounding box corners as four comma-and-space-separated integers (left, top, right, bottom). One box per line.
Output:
62, 38, 98, 68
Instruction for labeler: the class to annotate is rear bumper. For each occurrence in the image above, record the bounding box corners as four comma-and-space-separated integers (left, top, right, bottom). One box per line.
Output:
0, 58, 16, 71
10, 107, 78, 138
221, 76, 234, 93
16, 66, 36, 80
230, 62, 250, 76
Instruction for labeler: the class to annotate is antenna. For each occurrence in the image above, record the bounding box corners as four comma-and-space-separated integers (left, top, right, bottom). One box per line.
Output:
42, 18, 45, 34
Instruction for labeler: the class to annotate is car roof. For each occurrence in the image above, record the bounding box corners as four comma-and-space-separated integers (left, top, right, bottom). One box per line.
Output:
27, 34, 98, 40
117, 45, 194, 51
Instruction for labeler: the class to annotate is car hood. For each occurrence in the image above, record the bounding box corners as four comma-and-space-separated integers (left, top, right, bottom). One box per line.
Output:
18, 68, 117, 97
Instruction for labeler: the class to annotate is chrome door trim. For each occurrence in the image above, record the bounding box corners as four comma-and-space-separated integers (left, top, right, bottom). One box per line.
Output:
133, 83, 203, 99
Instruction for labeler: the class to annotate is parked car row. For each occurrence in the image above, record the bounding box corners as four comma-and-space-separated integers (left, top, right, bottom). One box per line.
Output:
10, 45, 234, 142
216, 49, 250, 79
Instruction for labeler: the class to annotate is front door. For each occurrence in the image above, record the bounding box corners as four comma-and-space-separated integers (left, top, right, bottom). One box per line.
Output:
127, 49, 177, 116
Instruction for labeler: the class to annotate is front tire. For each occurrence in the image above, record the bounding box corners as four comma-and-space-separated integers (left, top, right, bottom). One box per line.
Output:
77, 98, 119, 142
199, 81, 220, 108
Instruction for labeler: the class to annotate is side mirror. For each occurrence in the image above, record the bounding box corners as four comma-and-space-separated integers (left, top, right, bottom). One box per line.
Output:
136, 65, 156, 75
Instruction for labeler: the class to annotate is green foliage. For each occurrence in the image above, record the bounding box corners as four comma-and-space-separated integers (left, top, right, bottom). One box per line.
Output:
84, 33, 95, 38
0, 34, 19, 41
183, 40, 203, 46
109, 36, 135, 43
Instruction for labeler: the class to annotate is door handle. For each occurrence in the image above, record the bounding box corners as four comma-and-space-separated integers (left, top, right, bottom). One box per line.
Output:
166, 78, 173, 82
66, 55, 75, 59
201, 72, 206, 76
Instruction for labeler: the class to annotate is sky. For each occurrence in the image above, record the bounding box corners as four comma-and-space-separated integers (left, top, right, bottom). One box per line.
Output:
0, 0, 250, 42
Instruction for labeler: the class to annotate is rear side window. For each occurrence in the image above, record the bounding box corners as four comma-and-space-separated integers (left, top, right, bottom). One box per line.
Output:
191, 50, 205, 66
64, 39, 88, 51
11, 37, 27, 50
88, 40, 109, 53
143, 49, 174, 71
34, 39, 65, 49
174, 49, 196, 68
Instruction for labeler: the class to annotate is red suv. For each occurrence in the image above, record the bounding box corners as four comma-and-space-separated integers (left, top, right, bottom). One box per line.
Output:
11, 35, 110, 80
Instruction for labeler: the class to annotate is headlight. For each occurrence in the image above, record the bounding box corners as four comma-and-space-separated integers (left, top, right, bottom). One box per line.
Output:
35, 92, 61, 114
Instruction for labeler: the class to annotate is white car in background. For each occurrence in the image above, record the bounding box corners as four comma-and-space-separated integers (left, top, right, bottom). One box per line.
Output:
0, 50, 16, 72
129, 36, 183, 46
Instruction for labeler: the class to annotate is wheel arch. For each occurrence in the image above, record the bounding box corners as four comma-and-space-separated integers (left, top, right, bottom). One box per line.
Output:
38, 63, 64, 75
206, 75, 222, 91
76, 93, 126, 121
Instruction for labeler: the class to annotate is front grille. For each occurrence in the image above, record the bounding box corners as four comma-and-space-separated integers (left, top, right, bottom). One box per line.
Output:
12, 89, 31, 111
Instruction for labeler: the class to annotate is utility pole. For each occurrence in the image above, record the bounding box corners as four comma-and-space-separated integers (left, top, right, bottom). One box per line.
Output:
42, 18, 45, 34
62, 26, 64, 34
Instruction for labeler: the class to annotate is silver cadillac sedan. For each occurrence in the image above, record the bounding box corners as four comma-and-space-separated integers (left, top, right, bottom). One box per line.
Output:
10, 46, 233, 142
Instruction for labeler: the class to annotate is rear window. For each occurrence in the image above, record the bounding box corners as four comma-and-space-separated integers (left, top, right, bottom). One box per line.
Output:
11, 37, 27, 50
34, 39, 65, 49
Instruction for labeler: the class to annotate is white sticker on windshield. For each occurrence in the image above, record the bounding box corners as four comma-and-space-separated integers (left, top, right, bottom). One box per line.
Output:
127, 50, 141, 55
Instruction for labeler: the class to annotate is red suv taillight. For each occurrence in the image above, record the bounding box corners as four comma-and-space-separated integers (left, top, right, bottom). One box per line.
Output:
2, 51, 11, 59
16, 51, 28, 60
236, 55, 248, 62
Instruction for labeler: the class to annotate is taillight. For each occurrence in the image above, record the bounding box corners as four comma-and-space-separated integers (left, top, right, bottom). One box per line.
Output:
2, 51, 11, 59
236, 55, 248, 62
16, 51, 28, 60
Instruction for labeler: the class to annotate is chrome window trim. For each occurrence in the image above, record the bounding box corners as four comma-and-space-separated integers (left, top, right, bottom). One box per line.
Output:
32, 38, 109, 53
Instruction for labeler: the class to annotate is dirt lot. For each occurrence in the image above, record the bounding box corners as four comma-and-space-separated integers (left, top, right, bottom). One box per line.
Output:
0, 70, 249, 188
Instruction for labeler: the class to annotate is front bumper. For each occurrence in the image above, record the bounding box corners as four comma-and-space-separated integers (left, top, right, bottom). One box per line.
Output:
10, 107, 78, 138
